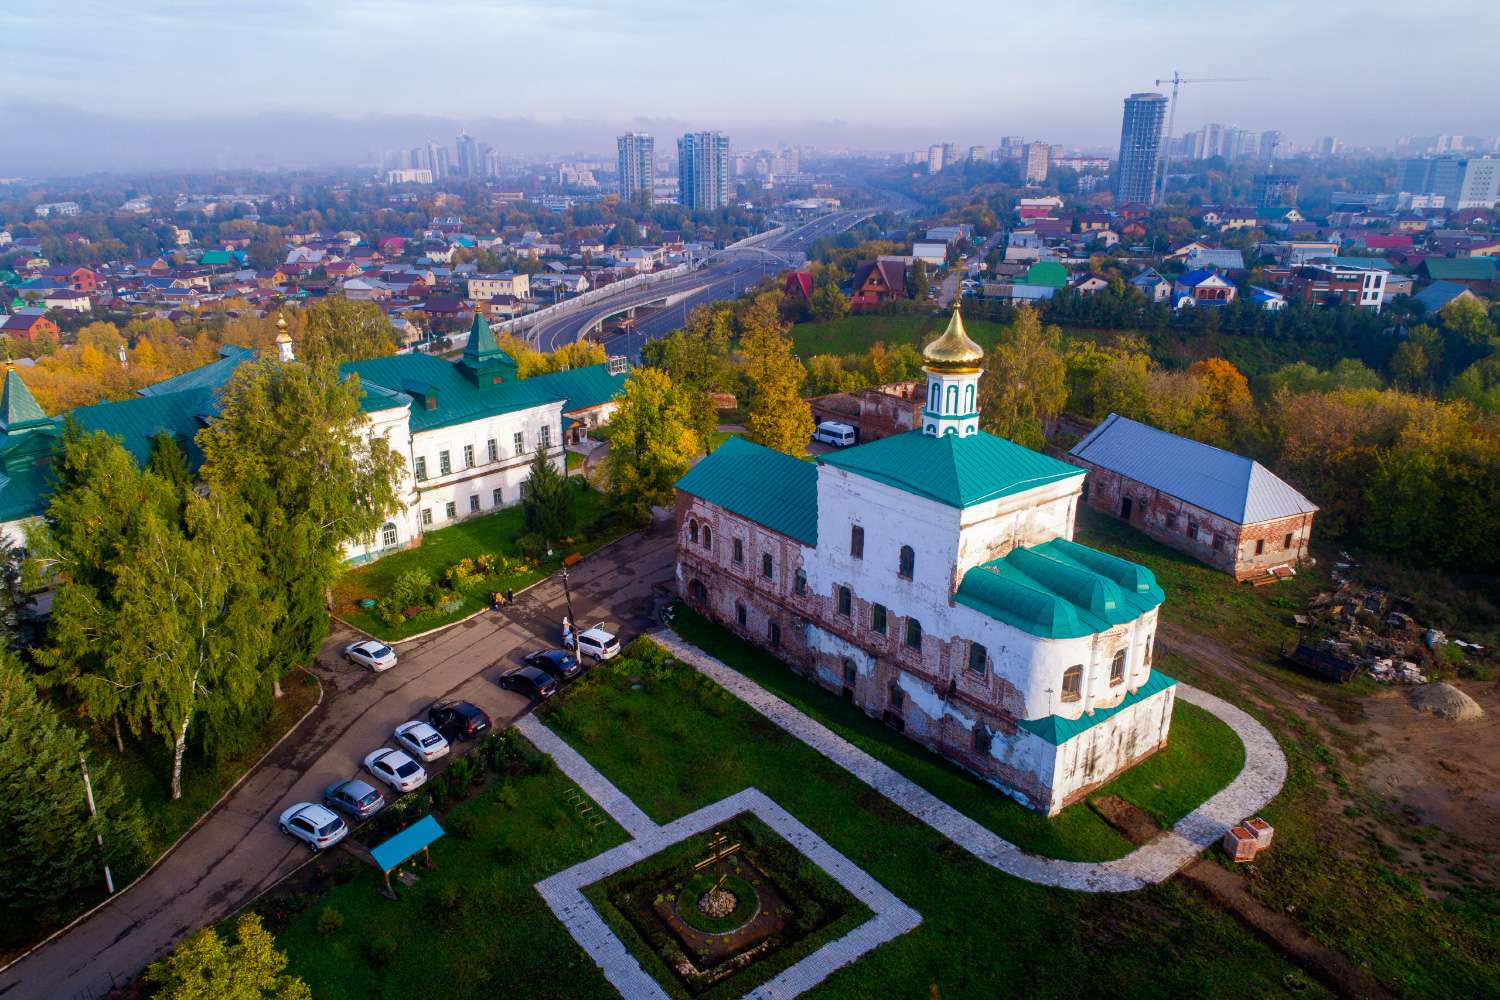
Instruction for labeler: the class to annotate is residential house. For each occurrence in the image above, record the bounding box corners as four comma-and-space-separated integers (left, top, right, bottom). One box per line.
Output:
1184, 248, 1245, 271
850, 260, 908, 308
1068, 413, 1317, 581
1129, 268, 1172, 303
0, 313, 60, 343
1287, 262, 1388, 311
1413, 281, 1478, 315
1248, 286, 1286, 311
784, 271, 814, 305
911, 241, 949, 266
1171, 269, 1237, 308
1421, 256, 1496, 292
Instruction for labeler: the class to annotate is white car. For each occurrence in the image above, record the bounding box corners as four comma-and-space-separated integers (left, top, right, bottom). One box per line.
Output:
393, 721, 450, 763
345, 639, 398, 672
278, 802, 348, 852
363, 747, 427, 793
575, 623, 621, 661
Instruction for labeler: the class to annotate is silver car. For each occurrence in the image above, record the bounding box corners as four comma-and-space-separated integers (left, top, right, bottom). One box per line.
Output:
394, 721, 450, 763
278, 802, 348, 852
345, 640, 398, 672
363, 747, 427, 793
323, 778, 386, 821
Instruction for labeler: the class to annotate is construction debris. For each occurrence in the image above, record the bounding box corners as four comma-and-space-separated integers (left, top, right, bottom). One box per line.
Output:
1222, 816, 1275, 862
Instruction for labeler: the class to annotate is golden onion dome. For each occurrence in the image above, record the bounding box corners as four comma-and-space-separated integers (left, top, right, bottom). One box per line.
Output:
922, 303, 984, 371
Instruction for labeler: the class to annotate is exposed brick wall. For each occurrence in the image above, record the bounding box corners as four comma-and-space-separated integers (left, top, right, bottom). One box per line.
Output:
1069, 461, 1314, 580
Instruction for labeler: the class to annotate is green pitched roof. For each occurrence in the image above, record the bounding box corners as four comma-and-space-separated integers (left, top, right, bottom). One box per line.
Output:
459, 310, 516, 384
675, 436, 818, 546
955, 537, 1164, 639
1424, 257, 1496, 282
0, 368, 50, 433
818, 430, 1082, 509
1025, 261, 1069, 288
137, 345, 257, 397
71, 387, 218, 467
1017, 669, 1176, 745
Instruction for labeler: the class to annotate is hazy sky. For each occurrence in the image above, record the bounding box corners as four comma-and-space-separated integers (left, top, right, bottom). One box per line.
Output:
2, 0, 1497, 169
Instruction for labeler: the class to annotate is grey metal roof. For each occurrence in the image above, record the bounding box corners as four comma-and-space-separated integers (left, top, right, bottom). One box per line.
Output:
1069, 414, 1317, 524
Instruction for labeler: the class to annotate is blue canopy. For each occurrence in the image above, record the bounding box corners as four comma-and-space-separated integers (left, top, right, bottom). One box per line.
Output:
370, 815, 445, 872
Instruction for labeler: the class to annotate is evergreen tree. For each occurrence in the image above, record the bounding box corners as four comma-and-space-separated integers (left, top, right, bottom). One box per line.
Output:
0, 656, 146, 917
521, 445, 574, 546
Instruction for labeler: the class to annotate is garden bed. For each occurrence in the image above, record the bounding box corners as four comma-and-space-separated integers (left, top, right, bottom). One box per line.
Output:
332, 484, 632, 641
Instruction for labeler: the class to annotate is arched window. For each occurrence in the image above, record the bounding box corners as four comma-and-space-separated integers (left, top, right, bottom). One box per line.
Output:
381, 522, 397, 548
928, 380, 938, 405
702, 525, 712, 548
964, 383, 975, 412
688, 519, 699, 544
905, 617, 922, 650
1061, 665, 1083, 702
688, 579, 707, 602
761, 553, 774, 580
1110, 650, 1126, 685
794, 568, 807, 595
898, 545, 915, 579
837, 585, 852, 616
1144, 633, 1154, 666
945, 384, 958, 414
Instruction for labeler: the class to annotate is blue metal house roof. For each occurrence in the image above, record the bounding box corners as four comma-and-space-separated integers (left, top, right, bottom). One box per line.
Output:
369, 814, 445, 872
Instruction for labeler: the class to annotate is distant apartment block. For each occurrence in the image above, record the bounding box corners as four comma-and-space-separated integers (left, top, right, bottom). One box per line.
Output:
1400, 155, 1500, 209
34, 201, 81, 217
385, 169, 433, 185
678, 131, 730, 211
1115, 92, 1167, 205
617, 132, 655, 206
1252, 173, 1299, 207
1023, 142, 1049, 184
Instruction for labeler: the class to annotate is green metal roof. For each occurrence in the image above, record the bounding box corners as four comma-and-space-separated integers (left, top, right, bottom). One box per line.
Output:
1424, 257, 1496, 281
71, 387, 218, 468
1025, 261, 1069, 288
818, 430, 1082, 509
1, 369, 50, 433
955, 537, 1164, 639
1017, 669, 1176, 745
675, 436, 819, 546
138, 345, 257, 397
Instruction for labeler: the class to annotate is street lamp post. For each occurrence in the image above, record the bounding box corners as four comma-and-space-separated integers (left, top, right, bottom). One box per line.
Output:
560, 564, 577, 636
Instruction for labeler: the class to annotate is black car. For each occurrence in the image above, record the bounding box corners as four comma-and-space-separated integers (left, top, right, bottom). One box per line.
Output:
498, 664, 558, 701
523, 648, 583, 682
427, 700, 493, 742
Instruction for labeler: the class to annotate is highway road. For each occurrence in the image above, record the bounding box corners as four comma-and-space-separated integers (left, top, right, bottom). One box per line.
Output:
529, 208, 880, 355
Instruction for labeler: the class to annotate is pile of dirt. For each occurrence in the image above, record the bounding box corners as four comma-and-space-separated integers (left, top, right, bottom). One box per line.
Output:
1410, 683, 1484, 722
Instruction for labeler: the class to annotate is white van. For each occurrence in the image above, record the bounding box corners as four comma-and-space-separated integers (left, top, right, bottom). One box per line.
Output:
813, 421, 857, 447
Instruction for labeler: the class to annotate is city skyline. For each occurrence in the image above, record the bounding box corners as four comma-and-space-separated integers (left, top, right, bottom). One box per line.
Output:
2, 1, 1499, 171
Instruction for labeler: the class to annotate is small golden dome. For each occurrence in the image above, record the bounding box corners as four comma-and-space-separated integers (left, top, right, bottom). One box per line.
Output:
922, 303, 983, 371
274, 312, 291, 343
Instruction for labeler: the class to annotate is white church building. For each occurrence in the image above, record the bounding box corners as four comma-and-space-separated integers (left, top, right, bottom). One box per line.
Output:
674, 304, 1174, 814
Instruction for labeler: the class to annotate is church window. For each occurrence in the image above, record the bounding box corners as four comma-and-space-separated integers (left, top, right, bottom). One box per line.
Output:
898, 545, 915, 580
945, 384, 958, 413
381, 522, 397, 548
964, 383, 975, 412
872, 603, 887, 635
968, 641, 987, 675
1061, 665, 1083, 702
732, 539, 744, 564
689, 579, 707, 602
1254, 538, 1264, 556
514, 431, 525, 455
973, 724, 993, 755
487, 438, 499, 462
888, 682, 905, 711
492, 488, 503, 506
837, 586, 852, 616
540, 425, 552, 449
439, 450, 452, 476
421, 508, 432, 526
468, 494, 479, 513
794, 569, 807, 595
414, 456, 428, 481
843, 659, 857, 687
736, 602, 747, 627
1144, 633, 1153, 665
445, 501, 457, 520
1283, 532, 1294, 550
463, 444, 475, 468
689, 519, 699, 544
768, 621, 781, 647
1110, 650, 1126, 685
850, 524, 864, 559
905, 617, 922, 650
702, 525, 712, 548
761, 553, 774, 579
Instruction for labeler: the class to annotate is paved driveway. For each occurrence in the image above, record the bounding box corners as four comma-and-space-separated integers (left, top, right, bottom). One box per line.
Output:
0, 525, 677, 1000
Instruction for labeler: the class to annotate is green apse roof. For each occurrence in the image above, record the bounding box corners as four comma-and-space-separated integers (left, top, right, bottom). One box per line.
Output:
675, 436, 819, 546
818, 430, 1082, 509
1018, 669, 1176, 745
0, 368, 50, 433
955, 537, 1164, 639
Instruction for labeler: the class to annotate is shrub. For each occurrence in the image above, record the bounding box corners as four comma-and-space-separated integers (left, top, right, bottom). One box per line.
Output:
517, 531, 549, 560
381, 568, 433, 624
368, 933, 398, 965
447, 754, 477, 789
475, 553, 497, 574
450, 811, 480, 841
444, 557, 483, 590
435, 881, 462, 912
315, 906, 344, 935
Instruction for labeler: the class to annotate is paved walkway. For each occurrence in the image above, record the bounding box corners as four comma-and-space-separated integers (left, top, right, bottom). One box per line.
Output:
519, 714, 920, 1000
651, 630, 1287, 893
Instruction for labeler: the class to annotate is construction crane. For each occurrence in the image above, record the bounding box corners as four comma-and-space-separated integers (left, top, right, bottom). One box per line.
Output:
1153, 72, 1270, 204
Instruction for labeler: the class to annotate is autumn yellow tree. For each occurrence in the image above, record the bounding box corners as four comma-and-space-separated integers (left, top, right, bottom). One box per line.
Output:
739, 296, 813, 455
603, 367, 705, 520
979, 307, 1067, 449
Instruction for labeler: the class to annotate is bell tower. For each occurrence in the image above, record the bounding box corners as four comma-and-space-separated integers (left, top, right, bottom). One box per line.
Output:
920, 300, 984, 437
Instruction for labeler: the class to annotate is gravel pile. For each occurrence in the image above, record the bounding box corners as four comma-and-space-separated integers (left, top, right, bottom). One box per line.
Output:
1410, 682, 1484, 722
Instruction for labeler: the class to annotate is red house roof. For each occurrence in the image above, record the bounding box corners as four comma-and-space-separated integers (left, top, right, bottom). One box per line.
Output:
784, 271, 813, 300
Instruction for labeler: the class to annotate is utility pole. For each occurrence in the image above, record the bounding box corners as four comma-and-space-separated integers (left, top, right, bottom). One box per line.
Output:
79, 754, 115, 895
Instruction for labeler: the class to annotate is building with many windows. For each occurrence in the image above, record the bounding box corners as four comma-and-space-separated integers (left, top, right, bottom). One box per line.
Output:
677, 131, 730, 211
617, 132, 655, 206
0, 313, 627, 562
673, 304, 1174, 815
1115, 92, 1167, 205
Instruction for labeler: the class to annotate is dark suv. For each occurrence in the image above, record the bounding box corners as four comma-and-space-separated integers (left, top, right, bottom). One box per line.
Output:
523, 648, 583, 682
427, 700, 493, 742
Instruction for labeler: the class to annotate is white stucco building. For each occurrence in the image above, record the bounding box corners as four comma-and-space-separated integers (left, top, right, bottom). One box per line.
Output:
674, 305, 1173, 815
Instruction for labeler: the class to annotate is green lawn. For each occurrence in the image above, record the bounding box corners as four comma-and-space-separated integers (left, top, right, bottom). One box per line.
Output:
535, 640, 1323, 999
669, 607, 1243, 861
273, 743, 630, 1000
333, 485, 631, 641
565, 449, 585, 472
